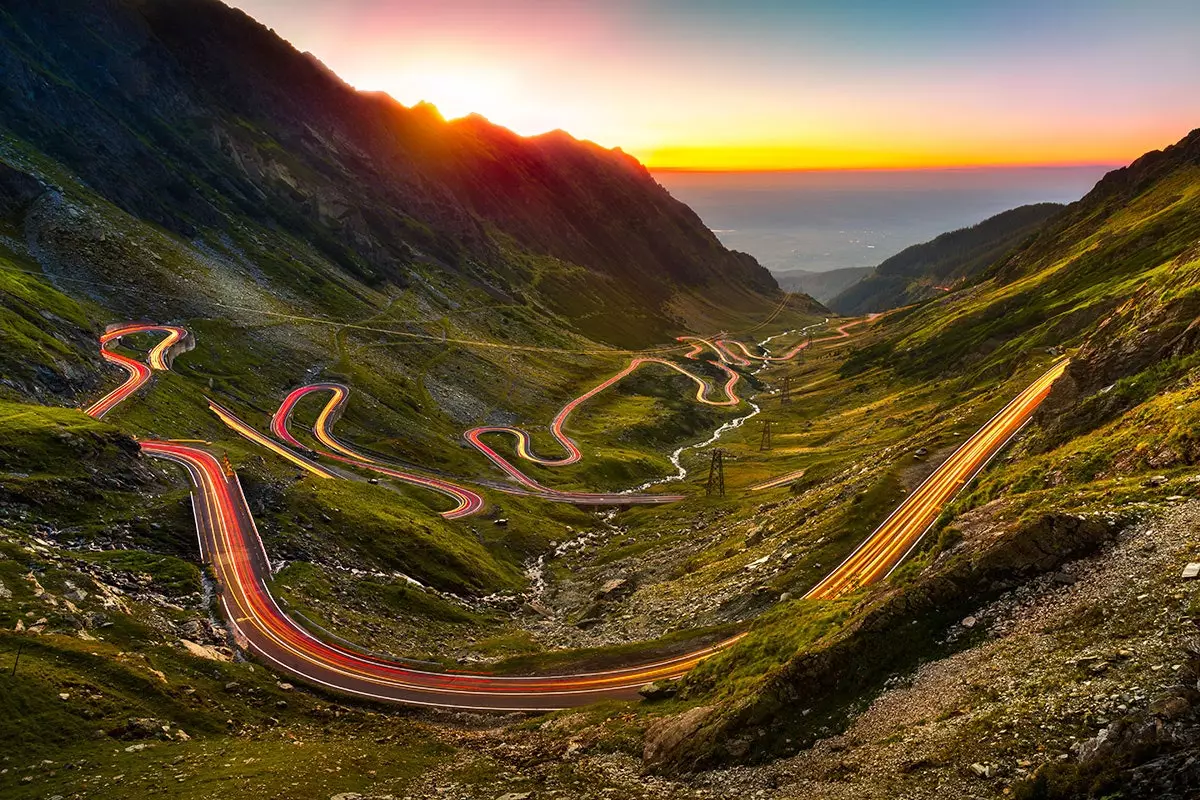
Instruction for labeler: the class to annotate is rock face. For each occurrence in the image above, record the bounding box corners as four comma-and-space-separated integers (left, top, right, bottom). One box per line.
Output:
178, 638, 231, 662
643, 705, 715, 768
1050, 680, 1200, 796
0, 0, 803, 346
596, 578, 632, 600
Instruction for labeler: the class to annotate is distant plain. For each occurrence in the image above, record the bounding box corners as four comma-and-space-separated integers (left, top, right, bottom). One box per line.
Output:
654, 165, 1114, 274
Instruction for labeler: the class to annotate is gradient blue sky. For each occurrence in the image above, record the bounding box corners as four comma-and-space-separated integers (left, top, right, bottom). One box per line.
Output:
230, 0, 1200, 169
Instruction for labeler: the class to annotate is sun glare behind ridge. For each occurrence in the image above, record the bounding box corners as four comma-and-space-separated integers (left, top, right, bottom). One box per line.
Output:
353, 59, 581, 137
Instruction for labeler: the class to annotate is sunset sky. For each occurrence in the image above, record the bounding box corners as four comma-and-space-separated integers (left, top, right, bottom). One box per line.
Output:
230, 0, 1200, 171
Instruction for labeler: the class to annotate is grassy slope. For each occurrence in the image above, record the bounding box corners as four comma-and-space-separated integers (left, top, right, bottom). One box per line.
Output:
0, 233, 103, 403
0, 120, 832, 687
577, 134, 1200, 774
0, 530, 479, 800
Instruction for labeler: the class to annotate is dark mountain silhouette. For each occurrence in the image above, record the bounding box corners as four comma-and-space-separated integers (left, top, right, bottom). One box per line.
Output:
0, 0, 796, 345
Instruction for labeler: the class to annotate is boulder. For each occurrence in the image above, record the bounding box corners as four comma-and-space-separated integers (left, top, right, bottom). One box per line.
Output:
523, 601, 554, 619
179, 639, 231, 662
639, 680, 679, 700
643, 705, 716, 767
596, 577, 631, 599
575, 601, 607, 622
111, 717, 164, 740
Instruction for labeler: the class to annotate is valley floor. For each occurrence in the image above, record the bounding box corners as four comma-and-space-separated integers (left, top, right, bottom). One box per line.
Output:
8, 302, 1200, 798
350, 499, 1199, 800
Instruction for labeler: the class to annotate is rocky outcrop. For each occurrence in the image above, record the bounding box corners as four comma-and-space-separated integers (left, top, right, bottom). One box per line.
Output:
643, 705, 716, 767
1017, 649, 1200, 798
178, 638, 231, 662
645, 510, 1122, 774
0, 161, 43, 218
1065, 279, 1200, 398
1037, 265, 1200, 445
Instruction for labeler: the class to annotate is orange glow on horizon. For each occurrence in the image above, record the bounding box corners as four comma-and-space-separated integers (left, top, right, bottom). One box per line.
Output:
636, 136, 1166, 172
343, 89, 1153, 172
229, 0, 1200, 175
346, 85, 1164, 172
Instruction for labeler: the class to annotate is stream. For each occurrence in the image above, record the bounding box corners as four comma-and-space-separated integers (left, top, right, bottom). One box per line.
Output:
517, 318, 832, 610
624, 317, 829, 493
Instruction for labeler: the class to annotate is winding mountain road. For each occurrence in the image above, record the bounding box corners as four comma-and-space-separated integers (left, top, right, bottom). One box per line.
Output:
272, 383, 485, 519
139, 440, 732, 710
83, 322, 188, 418
463, 356, 739, 495
80, 319, 1068, 710
268, 381, 691, 511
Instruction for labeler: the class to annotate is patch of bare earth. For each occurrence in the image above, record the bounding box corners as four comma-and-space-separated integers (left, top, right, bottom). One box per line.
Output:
693, 499, 1200, 798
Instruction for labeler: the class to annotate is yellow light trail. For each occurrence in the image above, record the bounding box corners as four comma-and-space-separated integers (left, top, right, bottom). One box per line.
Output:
207, 400, 337, 479
806, 358, 1069, 599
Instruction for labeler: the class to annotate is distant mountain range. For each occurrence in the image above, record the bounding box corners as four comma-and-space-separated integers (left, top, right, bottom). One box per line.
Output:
828, 203, 1064, 315
771, 266, 874, 304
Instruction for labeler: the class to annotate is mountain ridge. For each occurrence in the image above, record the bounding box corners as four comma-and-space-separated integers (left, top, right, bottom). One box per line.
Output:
830, 202, 1064, 315
0, 0, 794, 347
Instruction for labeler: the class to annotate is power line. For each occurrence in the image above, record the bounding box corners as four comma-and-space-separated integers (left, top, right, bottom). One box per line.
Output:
705, 449, 725, 497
